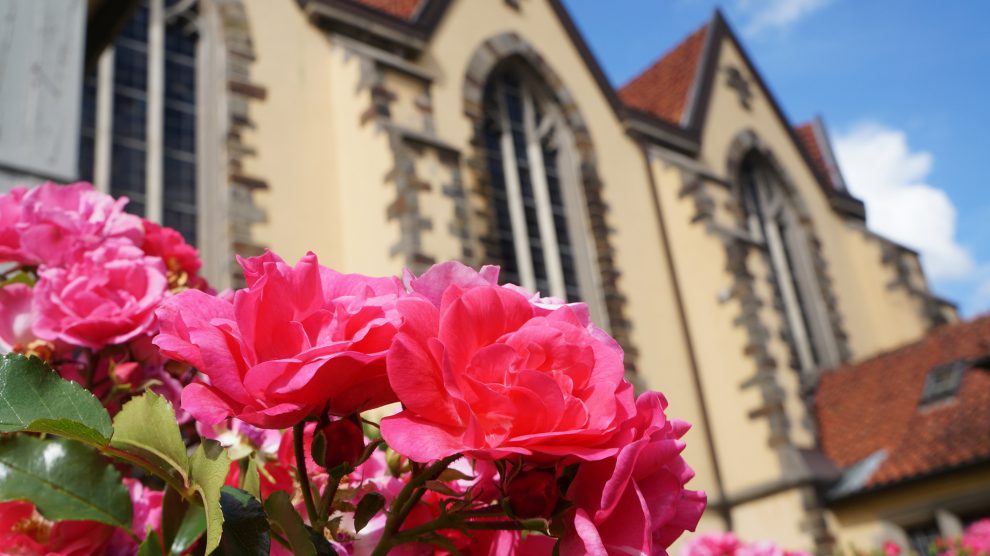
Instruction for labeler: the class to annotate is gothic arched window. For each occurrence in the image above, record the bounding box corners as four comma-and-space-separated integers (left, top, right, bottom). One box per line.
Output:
480, 66, 607, 324
739, 154, 839, 372
78, 0, 199, 245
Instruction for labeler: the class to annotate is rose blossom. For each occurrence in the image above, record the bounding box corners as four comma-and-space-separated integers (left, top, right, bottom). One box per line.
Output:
963, 519, 990, 556
140, 220, 208, 291
0, 500, 116, 555
33, 243, 168, 350
682, 532, 744, 556
155, 250, 403, 428
17, 182, 143, 266
561, 392, 705, 556
0, 283, 36, 352
0, 186, 28, 264
380, 261, 636, 462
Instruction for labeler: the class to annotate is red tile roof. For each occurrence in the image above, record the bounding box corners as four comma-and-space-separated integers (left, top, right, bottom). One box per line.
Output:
618, 23, 710, 125
815, 316, 990, 492
795, 122, 830, 183
347, 0, 423, 20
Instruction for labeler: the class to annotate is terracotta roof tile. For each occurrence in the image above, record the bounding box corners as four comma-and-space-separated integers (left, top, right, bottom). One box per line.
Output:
346, 0, 423, 20
618, 23, 710, 125
795, 122, 829, 183
815, 316, 990, 492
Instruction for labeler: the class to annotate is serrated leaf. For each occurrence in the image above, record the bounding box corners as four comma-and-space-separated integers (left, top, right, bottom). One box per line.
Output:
436, 468, 474, 482
0, 354, 112, 446
110, 392, 189, 486
353, 492, 385, 533
190, 440, 232, 554
137, 531, 166, 556
214, 486, 269, 556
0, 435, 131, 526
264, 490, 316, 556
424, 480, 459, 497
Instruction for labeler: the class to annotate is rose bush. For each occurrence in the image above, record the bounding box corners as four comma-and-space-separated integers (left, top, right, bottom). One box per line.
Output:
0, 181, 705, 555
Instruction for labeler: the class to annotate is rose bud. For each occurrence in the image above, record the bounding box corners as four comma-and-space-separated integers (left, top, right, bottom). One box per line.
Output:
319, 418, 364, 470
506, 470, 559, 519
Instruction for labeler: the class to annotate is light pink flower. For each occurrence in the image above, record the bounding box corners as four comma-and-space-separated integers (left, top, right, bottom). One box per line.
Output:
0, 283, 36, 352
882, 541, 902, 556
155, 251, 403, 429
380, 261, 636, 463
32, 243, 167, 350
963, 519, 990, 556
124, 478, 164, 540
17, 182, 143, 266
561, 392, 706, 556
682, 532, 744, 556
0, 186, 29, 264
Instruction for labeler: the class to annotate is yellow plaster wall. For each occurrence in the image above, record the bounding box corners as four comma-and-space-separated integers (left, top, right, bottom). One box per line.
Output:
698, 37, 933, 364
733, 489, 814, 552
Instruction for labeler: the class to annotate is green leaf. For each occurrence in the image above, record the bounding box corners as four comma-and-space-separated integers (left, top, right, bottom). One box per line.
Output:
137, 531, 166, 556
241, 458, 261, 500
190, 440, 232, 554
0, 435, 131, 526
353, 492, 385, 533
0, 354, 113, 446
171, 502, 206, 555
214, 486, 269, 556
110, 392, 189, 490
265, 490, 316, 556
424, 480, 459, 497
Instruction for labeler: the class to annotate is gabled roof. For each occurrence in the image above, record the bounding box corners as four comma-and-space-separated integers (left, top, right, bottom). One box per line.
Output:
618, 23, 709, 126
815, 315, 990, 497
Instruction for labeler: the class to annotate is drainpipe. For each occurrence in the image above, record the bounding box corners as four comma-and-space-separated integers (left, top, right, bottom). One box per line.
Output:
640, 142, 733, 529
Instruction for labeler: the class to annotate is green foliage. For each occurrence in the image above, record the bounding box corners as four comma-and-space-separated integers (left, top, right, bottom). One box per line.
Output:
110, 392, 190, 489
0, 435, 131, 526
0, 353, 113, 446
137, 531, 167, 556
242, 458, 261, 500
191, 440, 233, 554
214, 486, 270, 556
171, 502, 207, 555
265, 490, 317, 556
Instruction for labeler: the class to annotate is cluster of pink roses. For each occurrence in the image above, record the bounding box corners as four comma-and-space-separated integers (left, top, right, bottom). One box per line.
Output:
1, 181, 705, 554
0, 182, 207, 413
681, 532, 812, 556
155, 252, 706, 554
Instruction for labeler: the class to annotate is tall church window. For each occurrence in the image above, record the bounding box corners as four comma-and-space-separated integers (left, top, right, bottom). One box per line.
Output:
740, 154, 839, 372
481, 66, 606, 323
78, 0, 199, 245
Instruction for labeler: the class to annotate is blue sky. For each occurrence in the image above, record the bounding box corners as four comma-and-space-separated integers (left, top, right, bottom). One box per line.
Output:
562, 0, 990, 316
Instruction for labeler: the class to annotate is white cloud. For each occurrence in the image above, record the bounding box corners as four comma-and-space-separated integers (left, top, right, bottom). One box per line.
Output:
834, 122, 975, 282
737, 0, 832, 37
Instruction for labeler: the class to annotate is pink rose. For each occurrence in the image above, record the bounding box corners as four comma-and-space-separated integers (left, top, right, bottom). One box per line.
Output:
0, 500, 116, 556
0, 186, 29, 264
124, 478, 164, 540
140, 220, 208, 291
0, 283, 36, 352
17, 182, 143, 266
883, 541, 902, 556
33, 243, 167, 349
155, 251, 403, 428
380, 261, 636, 463
963, 519, 990, 556
561, 392, 706, 556
682, 532, 744, 556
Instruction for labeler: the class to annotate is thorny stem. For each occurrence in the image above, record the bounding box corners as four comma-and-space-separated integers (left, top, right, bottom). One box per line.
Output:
294, 423, 320, 527
370, 454, 461, 556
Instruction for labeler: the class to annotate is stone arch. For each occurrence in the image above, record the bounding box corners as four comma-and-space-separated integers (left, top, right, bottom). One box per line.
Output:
461, 32, 637, 375
725, 129, 851, 373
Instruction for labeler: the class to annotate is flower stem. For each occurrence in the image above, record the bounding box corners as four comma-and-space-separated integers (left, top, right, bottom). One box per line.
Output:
293, 423, 320, 526
370, 454, 460, 556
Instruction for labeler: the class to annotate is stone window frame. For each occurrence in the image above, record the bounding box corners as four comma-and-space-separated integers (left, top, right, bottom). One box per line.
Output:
462, 32, 636, 373
725, 130, 850, 377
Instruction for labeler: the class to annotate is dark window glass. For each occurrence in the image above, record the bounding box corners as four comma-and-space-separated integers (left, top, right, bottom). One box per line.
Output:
905, 523, 940, 556
110, 142, 147, 215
